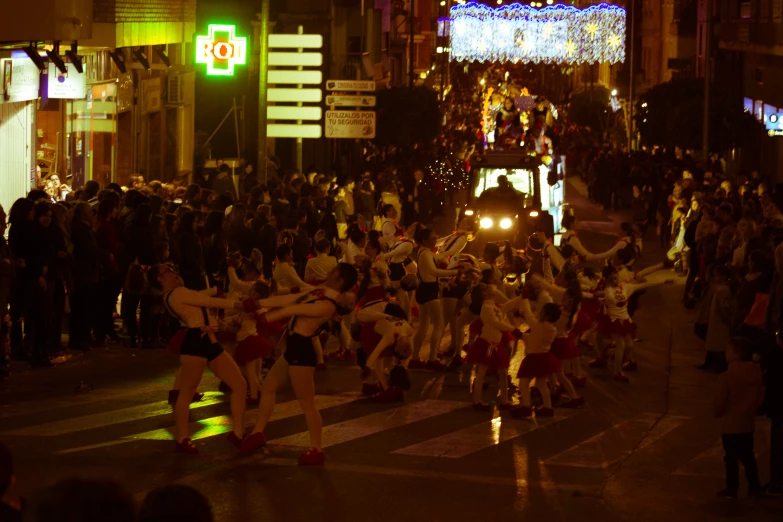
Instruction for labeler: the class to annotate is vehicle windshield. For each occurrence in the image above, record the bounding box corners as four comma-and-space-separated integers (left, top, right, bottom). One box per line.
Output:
472, 167, 533, 210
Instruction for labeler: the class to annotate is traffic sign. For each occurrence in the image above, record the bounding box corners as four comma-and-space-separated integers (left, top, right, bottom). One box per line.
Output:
326, 80, 375, 92
325, 110, 376, 139
326, 95, 376, 107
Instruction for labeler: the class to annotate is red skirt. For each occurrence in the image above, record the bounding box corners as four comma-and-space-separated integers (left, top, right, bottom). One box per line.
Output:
517, 352, 562, 378
572, 298, 600, 336
167, 329, 187, 355
469, 318, 484, 338
358, 285, 387, 308
464, 335, 512, 370
550, 337, 580, 361
235, 335, 273, 366
360, 322, 395, 358
258, 318, 285, 338
597, 316, 636, 337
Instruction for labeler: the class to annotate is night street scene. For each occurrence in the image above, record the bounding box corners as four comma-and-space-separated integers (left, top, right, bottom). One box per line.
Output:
3, 0, 783, 521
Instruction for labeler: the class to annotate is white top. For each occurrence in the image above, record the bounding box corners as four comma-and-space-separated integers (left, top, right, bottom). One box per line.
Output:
165, 287, 237, 328
561, 230, 591, 257
437, 231, 469, 259
382, 239, 414, 264
479, 302, 515, 343
258, 287, 340, 337
416, 248, 457, 283
381, 219, 398, 244
340, 240, 363, 264
603, 281, 661, 321
273, 261, 311, 294
304, 253, 337, 283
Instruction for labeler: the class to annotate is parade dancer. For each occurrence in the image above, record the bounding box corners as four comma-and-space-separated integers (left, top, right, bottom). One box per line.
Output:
379, 204, 402, 246
356, 300, 413, 402
599, 266, 672, 382
511, 300, 562, 418
463, 283, 522, 410
560, 210, 593, 259
304, 238, 337, 286
381, 231, 416, 318
586, 222, 638, 263
357, 238, 390, 305
531, 274, 588, 400
147, 264, 249, 454
239, 264, 359, 465
410, 227, 460, 370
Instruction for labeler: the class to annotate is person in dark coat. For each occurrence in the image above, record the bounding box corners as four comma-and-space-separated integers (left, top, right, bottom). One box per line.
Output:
175, 211, 205, 290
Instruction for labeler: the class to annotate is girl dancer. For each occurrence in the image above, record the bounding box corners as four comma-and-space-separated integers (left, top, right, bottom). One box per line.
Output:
379, 204, 401, 246
531, 274, 588, 401
410, 226, 459, 370
586, 222, 637, 263
357, 300, 414, 402
599, 265, 672, 381
304, 238, 337, 286
147, 264, 249, 454
463, 283, 521, 410
239, 263, 359, 465
358, 238, 389, 304
511, 300, 562, 418
382, 232, 416, 317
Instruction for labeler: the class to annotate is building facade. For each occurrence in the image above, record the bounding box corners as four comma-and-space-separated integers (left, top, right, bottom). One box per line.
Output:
0, 0, 196, 213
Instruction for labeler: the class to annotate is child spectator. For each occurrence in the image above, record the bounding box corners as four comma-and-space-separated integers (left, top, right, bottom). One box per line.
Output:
305, 238, 337, 286
713, 337, 765, 499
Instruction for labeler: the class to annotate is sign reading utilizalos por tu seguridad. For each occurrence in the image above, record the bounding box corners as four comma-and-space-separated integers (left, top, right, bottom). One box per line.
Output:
325, 110, 376, 139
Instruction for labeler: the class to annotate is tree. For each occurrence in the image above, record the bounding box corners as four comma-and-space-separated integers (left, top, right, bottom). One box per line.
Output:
374, 86, 442, 147
635, 78, 762, 152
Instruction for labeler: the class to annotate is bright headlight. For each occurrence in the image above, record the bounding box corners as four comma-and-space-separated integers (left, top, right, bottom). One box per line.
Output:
464, 209, 474, 216
529, 210, 539, 217
500, 218, 513, 230
480, 217, 493, 229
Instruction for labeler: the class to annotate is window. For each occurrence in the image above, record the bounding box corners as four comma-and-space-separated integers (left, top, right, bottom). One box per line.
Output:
739, 1, 752, 19
755, 67, 764, 84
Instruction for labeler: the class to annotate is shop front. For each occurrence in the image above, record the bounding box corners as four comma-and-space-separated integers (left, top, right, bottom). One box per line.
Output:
0, 52, 38, 213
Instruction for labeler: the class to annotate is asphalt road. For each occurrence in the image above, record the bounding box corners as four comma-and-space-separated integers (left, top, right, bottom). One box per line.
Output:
1, 180, 781, 521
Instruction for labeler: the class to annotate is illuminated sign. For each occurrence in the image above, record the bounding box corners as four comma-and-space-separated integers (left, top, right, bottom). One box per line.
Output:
195, 24, 247, 76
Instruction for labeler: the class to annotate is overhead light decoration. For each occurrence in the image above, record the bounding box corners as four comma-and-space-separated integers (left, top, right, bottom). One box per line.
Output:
449, 2, 627, 65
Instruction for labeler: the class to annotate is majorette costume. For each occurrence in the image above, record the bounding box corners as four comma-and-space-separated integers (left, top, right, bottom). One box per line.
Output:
281, 288, 340, 367
164, 287, 238, 361
597, 283, 636, 338
382, 237, 415, 282
516, 298, 561, 379
464, 302, 514, 370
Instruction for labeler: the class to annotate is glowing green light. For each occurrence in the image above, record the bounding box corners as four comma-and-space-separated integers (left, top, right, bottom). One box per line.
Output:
195, 24, 247, 76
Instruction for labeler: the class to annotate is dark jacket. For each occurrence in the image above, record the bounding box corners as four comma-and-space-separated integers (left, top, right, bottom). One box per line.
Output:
176, 231, 205, 290
71, 220, 106, 286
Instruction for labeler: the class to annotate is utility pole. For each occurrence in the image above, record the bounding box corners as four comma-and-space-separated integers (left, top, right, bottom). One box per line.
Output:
257, 0, 270, 183
628, 0, 635, 151
702, 0, 712, 160
409, 0, 415, 89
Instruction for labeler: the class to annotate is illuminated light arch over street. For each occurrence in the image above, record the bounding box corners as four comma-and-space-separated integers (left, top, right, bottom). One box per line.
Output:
449, 2, 627, 65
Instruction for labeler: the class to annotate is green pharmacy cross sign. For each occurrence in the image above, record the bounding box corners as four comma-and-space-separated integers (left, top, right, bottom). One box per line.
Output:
195, 24, 247, 76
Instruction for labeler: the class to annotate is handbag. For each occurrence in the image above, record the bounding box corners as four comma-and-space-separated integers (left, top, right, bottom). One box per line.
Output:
744, 293, 770, 328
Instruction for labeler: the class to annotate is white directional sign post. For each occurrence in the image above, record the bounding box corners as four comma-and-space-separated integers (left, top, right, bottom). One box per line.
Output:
266, 29, 324, 170
325, 80, 377, 139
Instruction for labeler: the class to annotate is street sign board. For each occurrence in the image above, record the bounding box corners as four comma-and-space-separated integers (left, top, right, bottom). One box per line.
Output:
269, 52, 323, 67
268, 124, 322, 138
268, 70, 322, 84
268, 88, 322, 102
326, 95, 376, 107
325, 80, 375, 92
267, 106, 322, 120
325, 110, 376, 139
268, 34, 323, 49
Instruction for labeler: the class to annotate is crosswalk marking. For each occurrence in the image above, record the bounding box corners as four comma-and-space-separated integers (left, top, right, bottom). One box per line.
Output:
127, 394, 359, 442
270, 399, 467, 449
544, 413, 687, 468
392, 410, 580, 458
3, 392, 224, 437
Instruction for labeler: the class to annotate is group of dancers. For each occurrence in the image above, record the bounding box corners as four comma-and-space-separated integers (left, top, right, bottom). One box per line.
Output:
136, 206, 673, 465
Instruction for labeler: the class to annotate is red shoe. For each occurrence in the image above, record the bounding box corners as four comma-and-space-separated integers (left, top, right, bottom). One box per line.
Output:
588, 358, 608, 369
622, 361, 638, 371
535, 406, 555, 417
238, 432, 266, 455
570, 375, 587, 388
315, 362, 327, 371
361, 382, 382, 396
497, 402, 513, 411
613, 372, 630, 382
227, 432, 244, 449
560, 396, 585, 408
472, 402, 492, 412
298, 447, 325, 466
175, 438, 199, 454
372, 386, 404, 403
407, 360, 426, 370
246, 396, 260, 406
425, 360, 447, 371
510, 405, 533, 418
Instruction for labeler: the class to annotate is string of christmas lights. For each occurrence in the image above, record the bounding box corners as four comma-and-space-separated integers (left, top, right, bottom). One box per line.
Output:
449, 2, 626, 65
